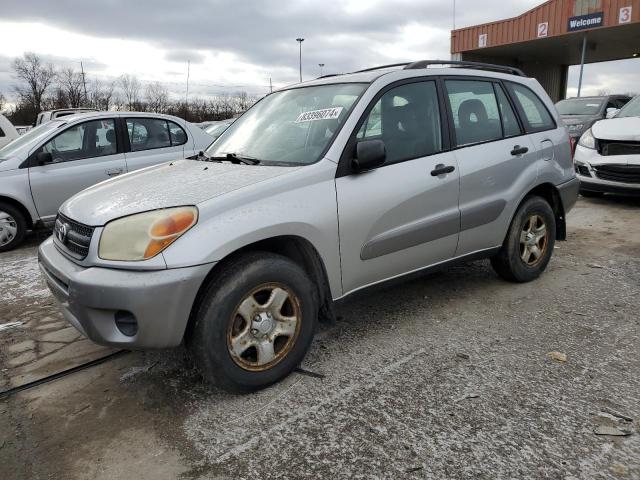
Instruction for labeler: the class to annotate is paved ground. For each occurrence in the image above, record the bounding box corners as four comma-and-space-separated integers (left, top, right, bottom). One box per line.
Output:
1, 196, 639, 480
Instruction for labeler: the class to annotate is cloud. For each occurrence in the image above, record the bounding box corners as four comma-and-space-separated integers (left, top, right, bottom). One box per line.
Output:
0, 0, 638, 100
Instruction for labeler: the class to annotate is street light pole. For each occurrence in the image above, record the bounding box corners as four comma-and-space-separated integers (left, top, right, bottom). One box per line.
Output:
296, 38, 304, 82
319, 63, 325, 77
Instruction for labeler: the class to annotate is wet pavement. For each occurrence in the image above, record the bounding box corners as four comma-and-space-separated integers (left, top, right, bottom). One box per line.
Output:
1, 196, 639, 479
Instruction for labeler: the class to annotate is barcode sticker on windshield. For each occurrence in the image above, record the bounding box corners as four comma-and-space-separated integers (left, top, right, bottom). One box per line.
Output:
295, 107, 343, 123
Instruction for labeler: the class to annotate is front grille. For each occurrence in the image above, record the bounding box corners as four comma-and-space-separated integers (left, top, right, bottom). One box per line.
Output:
594, 164, 640, 184
575, 165, 591, 177
53, 214, 94, 260
598, 140, 640, 156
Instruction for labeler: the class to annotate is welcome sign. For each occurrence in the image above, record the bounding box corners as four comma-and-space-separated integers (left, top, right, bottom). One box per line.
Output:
568, 11, 604, 31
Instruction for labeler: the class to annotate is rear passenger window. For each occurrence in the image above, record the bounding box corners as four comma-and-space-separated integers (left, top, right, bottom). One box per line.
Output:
168, 121, 187, 146
445, 80, 502, 146
356, 81, 442, 164
507, 83, 555, 132
126, 118, 171, 152
495, 86, 521, 137
0, 127, 4, 137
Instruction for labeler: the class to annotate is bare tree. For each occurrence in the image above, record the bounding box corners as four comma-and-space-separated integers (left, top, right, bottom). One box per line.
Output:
119, 74, 140, 110
0, 92, 5, 113
58, 68, 85, 108
145, 81, 169, 113
11, 52, 56, 113
597, 89, 611, 96
89, 78, 116, 111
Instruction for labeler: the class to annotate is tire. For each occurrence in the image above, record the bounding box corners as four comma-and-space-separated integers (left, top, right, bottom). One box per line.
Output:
0, 202, 27, 253
188, 252, 318, 392
491, 196, 556, 283
580, 189, 604, 198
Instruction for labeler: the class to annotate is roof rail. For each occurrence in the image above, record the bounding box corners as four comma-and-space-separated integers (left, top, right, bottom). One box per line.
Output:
403, 60, 526, 77
352, 62, 411, 74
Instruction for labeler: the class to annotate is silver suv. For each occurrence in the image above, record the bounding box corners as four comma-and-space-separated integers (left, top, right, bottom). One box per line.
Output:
38, 61, 579, 391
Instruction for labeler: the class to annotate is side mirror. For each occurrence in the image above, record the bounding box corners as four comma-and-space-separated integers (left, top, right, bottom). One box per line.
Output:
606, 108, 619, 119
36, 151, 53, 166
352, 139, 386, 172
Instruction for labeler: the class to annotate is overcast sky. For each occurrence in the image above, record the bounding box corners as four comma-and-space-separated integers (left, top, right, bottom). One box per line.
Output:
0, 0, 638, 103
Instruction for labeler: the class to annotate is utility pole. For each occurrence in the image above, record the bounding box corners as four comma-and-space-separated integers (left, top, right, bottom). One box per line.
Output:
80, 61, 88, 106
296, 38, 304, 82
319, 63, 325, 77
269, 77, 273, 93
185, 60, 190, 119
453, 0, 456, 30
577, 33, 587, 97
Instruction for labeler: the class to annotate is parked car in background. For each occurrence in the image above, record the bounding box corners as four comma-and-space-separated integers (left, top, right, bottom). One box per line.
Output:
35, 108, 99, 126
14, 125, 33, 135
556, 95, 631, 139
195, 121, 218, 129
574, 95, 640, 197
203, 119, 235, 142
0, 114, 20, 149
38, 60, 578, 392
0, 111, 213, 251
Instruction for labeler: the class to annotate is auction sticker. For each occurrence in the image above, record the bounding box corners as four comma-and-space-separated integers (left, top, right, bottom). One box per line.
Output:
295, 107, 343, 123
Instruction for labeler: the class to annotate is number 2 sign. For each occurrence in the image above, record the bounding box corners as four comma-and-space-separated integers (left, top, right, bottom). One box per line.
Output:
619, 6, 632, 24
537, 22, 549, 37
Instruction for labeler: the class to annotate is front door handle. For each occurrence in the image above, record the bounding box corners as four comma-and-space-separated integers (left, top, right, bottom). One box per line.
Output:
430, 164, 455, 176
105, 168, 124, 177
510, 145, 529, 156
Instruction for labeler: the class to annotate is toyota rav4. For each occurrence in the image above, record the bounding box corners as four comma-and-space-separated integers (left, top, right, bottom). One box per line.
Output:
39, 61, 579, 391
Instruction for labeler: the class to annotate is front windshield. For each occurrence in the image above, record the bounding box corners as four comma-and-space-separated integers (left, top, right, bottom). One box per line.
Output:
556, 98, 604, 116
205, 83, 367, 165
617, 96, 640, 118
0, 120, 65, 161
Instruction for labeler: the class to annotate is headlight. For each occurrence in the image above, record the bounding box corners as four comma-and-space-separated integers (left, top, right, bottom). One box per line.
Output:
578, 128, 596, 149
99, 206, 198, 261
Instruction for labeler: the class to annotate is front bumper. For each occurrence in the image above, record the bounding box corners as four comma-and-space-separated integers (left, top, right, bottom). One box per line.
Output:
574, 144, 640, 196
38, 237, 214, 348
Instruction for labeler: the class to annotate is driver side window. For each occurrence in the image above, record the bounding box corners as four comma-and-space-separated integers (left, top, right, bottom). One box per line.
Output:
39, 119, 117, 163
356, 81, 442, 165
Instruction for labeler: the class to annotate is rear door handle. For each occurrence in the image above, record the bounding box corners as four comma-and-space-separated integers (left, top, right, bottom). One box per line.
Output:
105, 168, 124, 177
510, 145, 529, 156
430, 164, 455, 176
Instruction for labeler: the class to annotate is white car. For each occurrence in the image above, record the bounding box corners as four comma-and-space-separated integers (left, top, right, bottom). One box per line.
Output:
574, 95, 640, 197
0, 114, 20, 149
0, 111, 213, 251
35, 108, 100, 126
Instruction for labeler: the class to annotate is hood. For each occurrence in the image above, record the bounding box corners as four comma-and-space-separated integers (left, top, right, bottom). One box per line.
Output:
61, 159, 298, 226
592, 117, 640, 141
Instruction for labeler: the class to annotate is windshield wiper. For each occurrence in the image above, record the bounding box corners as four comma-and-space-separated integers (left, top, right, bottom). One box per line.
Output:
205, 152, 260, 165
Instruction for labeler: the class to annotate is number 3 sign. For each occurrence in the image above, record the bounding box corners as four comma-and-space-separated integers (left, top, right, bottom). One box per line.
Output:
619, 6, 632, 24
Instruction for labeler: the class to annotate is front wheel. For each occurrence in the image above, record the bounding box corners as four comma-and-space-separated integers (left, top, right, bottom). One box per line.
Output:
491, 196, 556, 283
188, 252, 317, 392
0, 202, 27, 253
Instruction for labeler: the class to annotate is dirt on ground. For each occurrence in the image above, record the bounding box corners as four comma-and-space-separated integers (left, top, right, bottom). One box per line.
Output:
1, 196, 639, 480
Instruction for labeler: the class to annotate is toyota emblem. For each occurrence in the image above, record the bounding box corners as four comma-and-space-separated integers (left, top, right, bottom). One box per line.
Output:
57, 223, 69, 244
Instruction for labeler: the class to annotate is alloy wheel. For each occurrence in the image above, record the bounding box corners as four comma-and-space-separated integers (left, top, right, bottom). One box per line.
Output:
227, 283, 302, 371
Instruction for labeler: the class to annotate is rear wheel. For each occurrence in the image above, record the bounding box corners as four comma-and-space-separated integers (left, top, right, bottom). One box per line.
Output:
491, 196, 556, 283
188, 252, 317, 392
0, 202, 27, 253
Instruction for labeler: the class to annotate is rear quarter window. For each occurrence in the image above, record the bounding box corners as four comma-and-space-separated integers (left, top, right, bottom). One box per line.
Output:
507, 82, 555, 133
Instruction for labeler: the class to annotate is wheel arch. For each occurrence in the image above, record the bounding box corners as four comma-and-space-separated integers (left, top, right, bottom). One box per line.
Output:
514, 182, 566, 241
183, 234, 335, 343
0, 195, 35, 229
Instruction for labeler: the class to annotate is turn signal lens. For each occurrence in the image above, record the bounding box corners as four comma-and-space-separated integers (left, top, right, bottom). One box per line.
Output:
99, 206, 198, 261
